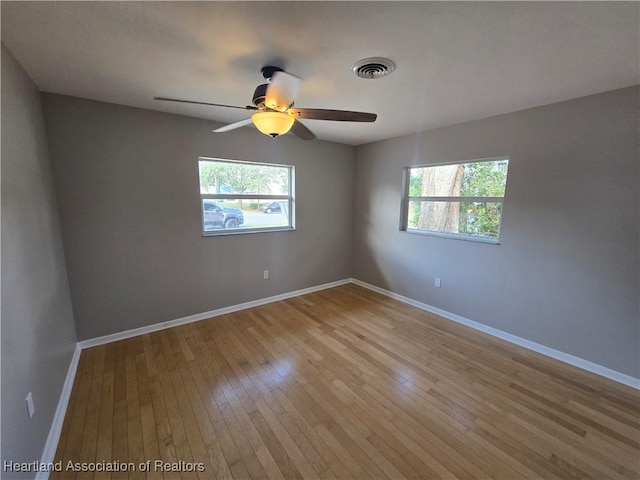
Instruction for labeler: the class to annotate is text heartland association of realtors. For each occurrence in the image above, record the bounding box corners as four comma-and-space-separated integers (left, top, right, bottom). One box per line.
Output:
3, 460, 206, 473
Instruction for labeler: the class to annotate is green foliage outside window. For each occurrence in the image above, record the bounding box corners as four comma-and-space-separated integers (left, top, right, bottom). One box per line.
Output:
407, 159, 508, 238
199, 161, 289, 195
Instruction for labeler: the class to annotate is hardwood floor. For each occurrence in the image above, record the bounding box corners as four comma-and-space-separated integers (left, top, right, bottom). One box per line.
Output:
52, 284, 640, 479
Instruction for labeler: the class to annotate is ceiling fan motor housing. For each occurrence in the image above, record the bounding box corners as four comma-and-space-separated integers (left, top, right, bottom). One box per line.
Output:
261, 66, 283, 81
252, 84, 268, 108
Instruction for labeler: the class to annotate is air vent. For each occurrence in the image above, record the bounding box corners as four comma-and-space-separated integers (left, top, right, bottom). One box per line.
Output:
352, 57, 396, 79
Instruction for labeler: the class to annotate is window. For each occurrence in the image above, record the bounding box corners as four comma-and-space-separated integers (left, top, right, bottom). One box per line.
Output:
198, 157, 294, 235
401, 157, 509, 243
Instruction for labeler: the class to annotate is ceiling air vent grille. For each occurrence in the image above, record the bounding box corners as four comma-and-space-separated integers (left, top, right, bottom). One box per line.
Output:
352, 57, 396, 79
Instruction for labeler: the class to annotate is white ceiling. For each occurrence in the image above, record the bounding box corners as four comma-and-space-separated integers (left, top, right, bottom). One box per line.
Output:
2, 2, 638, 145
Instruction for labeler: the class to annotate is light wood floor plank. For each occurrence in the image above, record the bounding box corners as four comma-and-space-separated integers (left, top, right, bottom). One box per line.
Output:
94, 344, 114, 480
184, 333, 252, 480
78, 345, 106, 480
221, 329, 329, 478
156, 330, 198, 480
58, 346, 95, 480
52, 284, 640, 479
110, 341, 129, 480
237, 324, 363, 479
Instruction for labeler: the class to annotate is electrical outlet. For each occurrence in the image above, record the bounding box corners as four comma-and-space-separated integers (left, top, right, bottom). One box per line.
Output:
263, 270, 269, 279
25, 392, 34, 419
434, 277, 441, 288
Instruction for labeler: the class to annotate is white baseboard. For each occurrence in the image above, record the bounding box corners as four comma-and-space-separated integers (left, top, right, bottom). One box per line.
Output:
39, 278, 350, 478
351, 278, 640, 390
78, 278, 351, 350
40, 275, 638, 478
36, 343, 82, 480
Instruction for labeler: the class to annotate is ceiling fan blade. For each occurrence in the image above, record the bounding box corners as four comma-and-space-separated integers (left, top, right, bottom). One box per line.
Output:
287, 108, 377, 122
265, 71, 303, 112
290, 120, 316, 141
212, 118, 254, 133
154, 97, 256, 110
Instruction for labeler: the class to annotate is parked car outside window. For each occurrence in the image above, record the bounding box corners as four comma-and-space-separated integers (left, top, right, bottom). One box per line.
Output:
203, 200, 244, 230
259, 202, 282, 214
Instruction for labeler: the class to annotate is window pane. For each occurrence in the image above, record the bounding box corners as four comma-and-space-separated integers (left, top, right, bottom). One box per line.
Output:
407, 200, 503, 238
202, 199, 290, 232
460, 160, 508, 197
409, 159, 508, 197
199, 160, 289, 195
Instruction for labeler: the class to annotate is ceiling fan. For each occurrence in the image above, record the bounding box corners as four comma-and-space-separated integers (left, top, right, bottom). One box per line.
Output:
154, 66, 377, 140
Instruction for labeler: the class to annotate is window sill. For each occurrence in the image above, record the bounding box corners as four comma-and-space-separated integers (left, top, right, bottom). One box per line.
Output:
202, 226, 295, 237
403, 228, 500, 245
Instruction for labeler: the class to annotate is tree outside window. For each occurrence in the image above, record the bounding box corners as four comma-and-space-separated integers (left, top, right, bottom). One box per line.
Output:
404, 158, 509, 241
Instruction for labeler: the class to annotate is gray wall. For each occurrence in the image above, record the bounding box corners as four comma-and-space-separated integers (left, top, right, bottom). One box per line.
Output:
1, 44, 77, 473
353, 86, 639, 378
42, 93, 355, 340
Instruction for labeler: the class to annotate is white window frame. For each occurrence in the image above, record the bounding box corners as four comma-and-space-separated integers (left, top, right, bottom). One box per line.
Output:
400, 156, 509, 244
199, 157, 295, 236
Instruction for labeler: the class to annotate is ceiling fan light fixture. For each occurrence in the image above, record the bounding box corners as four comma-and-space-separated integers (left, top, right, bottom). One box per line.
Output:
251, 111, 295, 138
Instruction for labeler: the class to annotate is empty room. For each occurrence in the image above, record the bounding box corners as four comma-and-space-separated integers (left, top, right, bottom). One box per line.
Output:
2, 2, 639, 479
